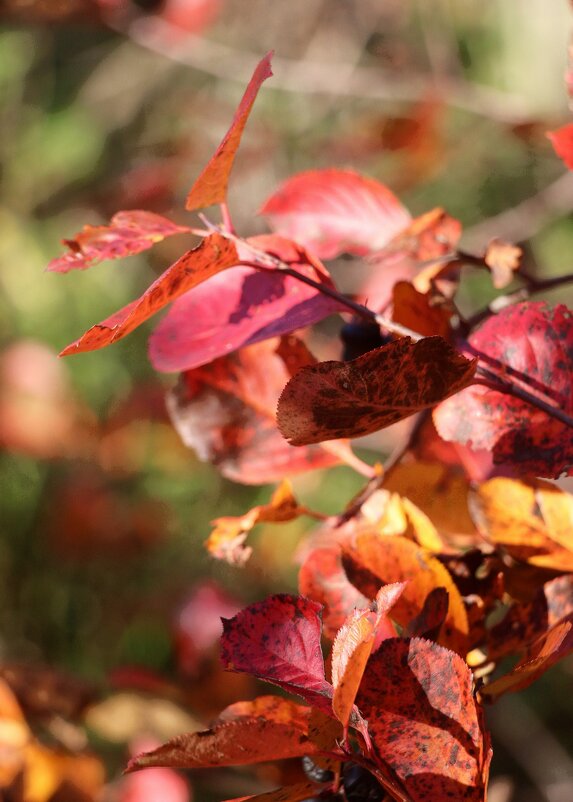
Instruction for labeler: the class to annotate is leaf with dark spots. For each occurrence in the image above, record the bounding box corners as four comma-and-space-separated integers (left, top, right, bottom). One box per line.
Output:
259, 168, 411, 259
331, 584, 403, 729
126, 696, 319, 771
277, 336, 476, 445
481, 616, 573, 701
220, 594, 334, 716
47, 210, 191, 273
342, 533, 469, 655
185, 52, 273, 210
166, 337, 355, 484
356, 638, 489, 802
148, 234, 344, 373
299, 546, 369, 640
434, 302, 573, 477
60, 234, 238, 356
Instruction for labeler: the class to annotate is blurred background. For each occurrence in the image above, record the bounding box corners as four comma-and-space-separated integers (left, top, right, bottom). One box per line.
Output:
2, 1, 573, 800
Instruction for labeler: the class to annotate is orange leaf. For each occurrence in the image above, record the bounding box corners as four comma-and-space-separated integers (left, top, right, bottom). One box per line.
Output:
127, 696, 319, 771
60, 234, 238, 356
392, 281, 452, 339
331, 584, 404, 728
185, 52, 273, 210
207, 480, 318, 565
46, 210, 191, 273
483, 238, 522, 289
343, 533, 469, 654
277, 336, 476, 445
482, 617, 573, 701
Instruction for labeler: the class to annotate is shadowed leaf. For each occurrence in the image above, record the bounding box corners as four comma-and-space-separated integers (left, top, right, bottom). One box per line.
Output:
126, 696, 319, 771
223, 781, 330, 802
259, 168, 410, 259
186, 52, 273, 210
47, 211, 191, 273
60, 234, 238, 356
149, 234, 345, 373
392, 282, 452, 339
278, 336, 476, 445
356, 638, 489, 802
166, 337, 353, 484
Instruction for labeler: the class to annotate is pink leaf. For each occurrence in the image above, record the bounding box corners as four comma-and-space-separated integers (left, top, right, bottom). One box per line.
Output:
149, 234, 344, 373
259, 169, 411, 259
47, 211, 191, 273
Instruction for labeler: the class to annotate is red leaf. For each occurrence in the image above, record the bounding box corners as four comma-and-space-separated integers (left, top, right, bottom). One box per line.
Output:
185, 52, 273, 210
223, 782, 330, 802
148, 234, 344, 373
166, 337, 353, 484
47, 211, 191, 273
356, 638, 489, 802
434, 301, 573, 477
547, 123, 573, 170
126, 696, 319, 771
277, 336, 476, 445
299, 546, 369, 640
259, 168, 410, 259
220, 594, 334, 716
60, 234, 238, 356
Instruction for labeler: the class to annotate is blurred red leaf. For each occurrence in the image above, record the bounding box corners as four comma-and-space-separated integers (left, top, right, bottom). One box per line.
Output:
186, 52, 273, 210
160, 0, 221, 34
47, 211, 191, 273
149, 234, 344, 373
434, 302, 573, 477
259, 168, 411, 259
481, 616, 573, 701
342, 533, 469, 654
60, 234, 238, 356
277, 336, 476, 445
547, 122, 573, 170
299, 546, 369, 640
166, 337, 353, 484
127, 696, 320, 771
331, 584, 403, 729
220, 594, 334, 716
356, 638, 489, 802
120, 738, 190, 802
174, 582, 241, 676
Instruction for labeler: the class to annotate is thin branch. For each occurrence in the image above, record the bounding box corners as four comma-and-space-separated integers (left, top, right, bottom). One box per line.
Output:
122, 16, 537, 125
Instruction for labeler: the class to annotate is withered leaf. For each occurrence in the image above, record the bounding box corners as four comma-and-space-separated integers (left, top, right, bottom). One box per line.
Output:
277, 336, 476, 446
483, 239, 522, 289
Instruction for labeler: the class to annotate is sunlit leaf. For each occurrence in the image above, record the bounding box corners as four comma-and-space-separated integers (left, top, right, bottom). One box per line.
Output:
60, 234, 238, 356
186, 52, 273, 210
259, 168, 410, 259
547, 122, 573, 170
483, 239, 522, 289
47, 210, 191, 273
